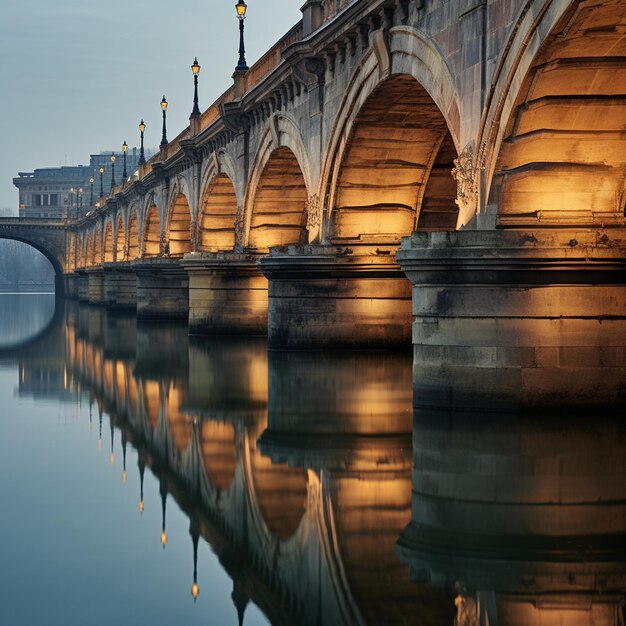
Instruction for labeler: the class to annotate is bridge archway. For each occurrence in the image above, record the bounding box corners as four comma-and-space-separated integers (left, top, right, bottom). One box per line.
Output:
247, 146, 309, 251
127, 209, 139, 261
327, 73, 458, 244
94, 227, 103, 265
104, 220, 114, 263
199, 173, 238, 252
85, 232, 95, 268
142, 204, 161, 258
488, 0, 626, 226
0, 234, 63, 279
115, 214, 126, 262
167, 181, 192, 256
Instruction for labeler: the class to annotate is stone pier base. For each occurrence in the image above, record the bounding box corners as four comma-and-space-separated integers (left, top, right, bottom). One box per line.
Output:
397, 229, 626, 408
184, 252, 268, 336
77, 271, 89, 303
103, 265, 137, 311
87, 268, 106, 305
135, 259, 189, 321
61, 273, 78, 299
259, 245, 412, 349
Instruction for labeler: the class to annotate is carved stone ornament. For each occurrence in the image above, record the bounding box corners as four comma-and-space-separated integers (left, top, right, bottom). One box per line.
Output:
234, 215, 245, 248
159, 232, 170, 257
190, 217, 199, 252
454, 594, 479, 626
451, 142, 479, 227
305, 194, 321, 231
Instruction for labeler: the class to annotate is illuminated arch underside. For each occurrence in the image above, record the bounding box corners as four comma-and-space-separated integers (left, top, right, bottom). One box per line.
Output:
168, 194, 192, 256
115, 216, 126, 262
104, 222, 114, 263
200, 174, 238, 252
250, 146, 308, 251
333, 74, 458, 244
494, 0, 626, 225
143, 206, 160, 258
128, 212, 139, 260
201, 420, 237, 491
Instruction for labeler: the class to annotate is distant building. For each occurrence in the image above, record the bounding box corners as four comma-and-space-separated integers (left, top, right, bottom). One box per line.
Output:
13, 148, 148, 219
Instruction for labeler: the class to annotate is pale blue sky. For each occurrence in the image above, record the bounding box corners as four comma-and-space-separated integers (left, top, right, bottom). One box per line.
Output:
0, 0, 301, 210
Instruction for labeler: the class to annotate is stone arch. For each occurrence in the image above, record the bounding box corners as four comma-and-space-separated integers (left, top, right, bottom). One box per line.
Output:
85, 231, 95, 268
103, 219, 114, 263
142, 201, 161, 258
93, 225, 103, 265
485, 0, 626, 226
127, 207, 139, 261
0, 234, 63, 277
198, 171, 238, 252
115, 213, 126, 262
320, 30, 462, 235
244, 115, 312, 250
166, 177, 193, 256
329, 73, 458, 244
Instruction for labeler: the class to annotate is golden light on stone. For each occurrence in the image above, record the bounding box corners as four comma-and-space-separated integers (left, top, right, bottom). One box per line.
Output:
191, 582, 199, 601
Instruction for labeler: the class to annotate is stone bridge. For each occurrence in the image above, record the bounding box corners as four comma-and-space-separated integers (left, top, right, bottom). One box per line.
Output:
3, 0, 626, 404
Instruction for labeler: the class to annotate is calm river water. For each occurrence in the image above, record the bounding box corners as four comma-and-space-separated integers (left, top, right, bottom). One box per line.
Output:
0, 294, 624, 626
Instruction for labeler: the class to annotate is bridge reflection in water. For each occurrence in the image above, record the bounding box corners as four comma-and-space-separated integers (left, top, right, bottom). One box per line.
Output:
12, 304, 626, 626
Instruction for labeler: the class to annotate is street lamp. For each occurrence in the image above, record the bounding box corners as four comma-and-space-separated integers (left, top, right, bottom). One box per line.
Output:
69, 187, 75, 218
110, 153, 116, 189
78, 188, 83, 211
99, 167, 105, 198
139, 119, 146, 165
122, 141, 128, 180
235, 1, 248, 72
89, 177, 94, 206
160, 96, 168, 147
191, 57, 201, 118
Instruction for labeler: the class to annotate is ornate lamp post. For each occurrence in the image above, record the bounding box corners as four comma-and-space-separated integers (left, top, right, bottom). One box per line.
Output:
122, 141, 128, 180
160, 96, 168, 147
191, 58, 201, 117
69, 187, 74, 218
235, 1, 249, 71
110, 153, 116, 190
78, 188, 83, 212
99, 167, 105, 198
89, 177, 94, 207
139, 119, 146, 165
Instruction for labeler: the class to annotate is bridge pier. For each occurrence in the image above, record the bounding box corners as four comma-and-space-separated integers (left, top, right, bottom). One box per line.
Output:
103, 265, 137, 311
60, 273, 76, 299
259, 246, 413, 349
134, 259, 189, 321
75, 271, 89, 303
86, 268, 106, 306
397, 229, 626, 408
184, 253, 268, 336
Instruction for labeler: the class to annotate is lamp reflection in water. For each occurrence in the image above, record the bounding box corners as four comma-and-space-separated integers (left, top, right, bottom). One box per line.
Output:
160, 478, 168, 549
